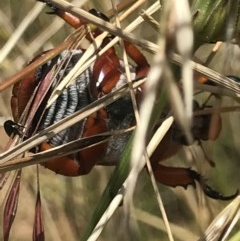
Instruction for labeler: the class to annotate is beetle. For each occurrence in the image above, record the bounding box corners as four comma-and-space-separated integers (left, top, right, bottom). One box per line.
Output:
4, 1, 238, 200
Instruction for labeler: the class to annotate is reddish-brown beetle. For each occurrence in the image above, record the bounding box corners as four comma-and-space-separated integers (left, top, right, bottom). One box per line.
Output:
5, 1, 237, 200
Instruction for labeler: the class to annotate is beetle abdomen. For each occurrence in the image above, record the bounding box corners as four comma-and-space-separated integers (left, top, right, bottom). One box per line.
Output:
39, 50, 92, 147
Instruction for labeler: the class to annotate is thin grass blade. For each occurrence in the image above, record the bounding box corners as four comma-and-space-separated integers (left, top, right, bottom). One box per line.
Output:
32, 189, 45, 241
3, 170, 21, 241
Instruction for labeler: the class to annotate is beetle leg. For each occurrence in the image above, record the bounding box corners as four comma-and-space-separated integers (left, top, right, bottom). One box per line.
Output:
123, 41, 150, 79
45, 2, 87, 29
152, 164, 196, 188
90, 40, 150, 97
90, 46, 122, 97
41, 1, 109, 32
77, 109, 108, 175
188, 170, 239, 200
152, 163, 238, 200
40, 142, 82, 176
40, 109, 108, 176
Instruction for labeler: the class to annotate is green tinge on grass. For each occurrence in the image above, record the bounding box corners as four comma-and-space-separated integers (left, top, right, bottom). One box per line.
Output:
190, 0, 240, 48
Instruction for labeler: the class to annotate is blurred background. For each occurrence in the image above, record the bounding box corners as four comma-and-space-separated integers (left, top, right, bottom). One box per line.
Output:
0, 0, 240, 241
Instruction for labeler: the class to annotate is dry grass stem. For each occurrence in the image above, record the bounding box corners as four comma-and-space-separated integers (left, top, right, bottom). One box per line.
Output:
198, 196, 240, 241
86, 188, 125, 241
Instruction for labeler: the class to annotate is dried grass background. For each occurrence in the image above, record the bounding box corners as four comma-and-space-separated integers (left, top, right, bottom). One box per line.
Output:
0, 0, 240, 241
